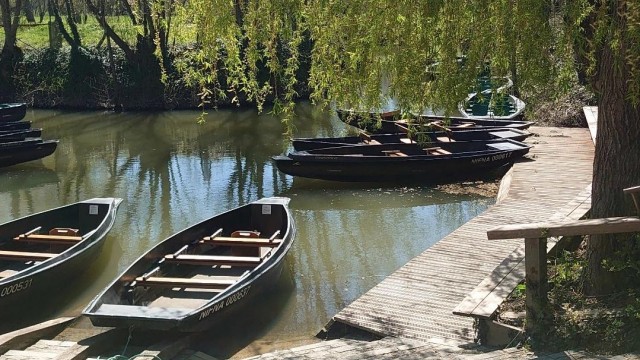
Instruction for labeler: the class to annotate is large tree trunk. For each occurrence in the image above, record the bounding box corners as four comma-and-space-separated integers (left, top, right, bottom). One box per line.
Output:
1, 0, 22, 56
586, 43, 640, 295
0, 0, 23, 100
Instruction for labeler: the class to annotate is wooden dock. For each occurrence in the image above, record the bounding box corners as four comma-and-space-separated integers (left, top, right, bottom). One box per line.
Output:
320, 126, 595, 344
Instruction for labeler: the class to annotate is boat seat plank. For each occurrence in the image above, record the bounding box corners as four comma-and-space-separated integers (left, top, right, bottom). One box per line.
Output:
0, 269, 19, 278
424, 146, 452, 155
200, 237, 283, 247
0, 250, 57, 261
14, 234, 83, 243
202, 230, 282, 247
164, 254, 262, 267
382, 150, 408, 157
135, 276, 236, 289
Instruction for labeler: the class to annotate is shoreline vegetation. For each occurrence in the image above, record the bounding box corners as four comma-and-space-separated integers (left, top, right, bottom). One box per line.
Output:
4, 44, 312, 111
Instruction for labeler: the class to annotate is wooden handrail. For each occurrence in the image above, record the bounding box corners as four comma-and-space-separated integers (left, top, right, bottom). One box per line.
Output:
487, 216, 640, 240
486, 214, 640, 338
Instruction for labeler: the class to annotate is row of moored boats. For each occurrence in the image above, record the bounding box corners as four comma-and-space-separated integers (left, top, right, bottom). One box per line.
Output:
0, 103, 58, 168
273, 101, 533, 183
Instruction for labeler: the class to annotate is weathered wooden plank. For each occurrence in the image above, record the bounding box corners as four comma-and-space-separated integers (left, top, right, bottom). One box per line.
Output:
488, 216, 640, 240
135, 276, 235, 289
0, 317, 75, 355
0, 250, 56, 262
164, 254, 262, 267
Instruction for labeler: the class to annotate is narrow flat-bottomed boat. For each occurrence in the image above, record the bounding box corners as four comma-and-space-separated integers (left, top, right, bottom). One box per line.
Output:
83, 197, 295, 332
274, 139, 531, 183
0, 103, 27, 122
0, 139, 58, 168
292, 128, 531, 151
0, 198, 122, 317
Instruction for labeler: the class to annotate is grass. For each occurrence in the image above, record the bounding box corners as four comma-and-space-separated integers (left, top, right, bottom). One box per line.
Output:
1, 15, 198, 50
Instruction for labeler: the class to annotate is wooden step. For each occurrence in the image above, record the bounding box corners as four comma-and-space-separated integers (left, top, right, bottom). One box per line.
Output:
135, 276, 235, 289
164, 254, 262, 267
0, 250, 57, 262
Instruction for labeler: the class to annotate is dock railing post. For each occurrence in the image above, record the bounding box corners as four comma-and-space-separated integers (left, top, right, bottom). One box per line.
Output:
524, 236, 547, 337
487, 210, 640, 342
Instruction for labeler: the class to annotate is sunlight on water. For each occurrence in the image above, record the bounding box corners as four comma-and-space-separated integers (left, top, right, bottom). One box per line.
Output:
0, 103, 494, 355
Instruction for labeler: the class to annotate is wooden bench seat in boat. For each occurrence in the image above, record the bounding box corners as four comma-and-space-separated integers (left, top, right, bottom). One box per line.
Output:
202, 230, 282, 247
424, 146, 452, 155
14, 227, 82, 244
382, 150, 408, 157
164, 254, 263, 267
0, 250, 57, 262
359, 132, 381, 145
135, 276, 236, 289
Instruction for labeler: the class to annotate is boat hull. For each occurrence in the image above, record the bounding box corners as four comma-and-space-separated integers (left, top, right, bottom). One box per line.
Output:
0, 121, 31, 132
275, 141, 531, 183
0, 103, 27, 122
0, 129, 42, 143
0, 198, 123, 319
0, 140, 58, 167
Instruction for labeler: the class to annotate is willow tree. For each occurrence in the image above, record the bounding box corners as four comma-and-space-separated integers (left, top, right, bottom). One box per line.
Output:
187, 1, 640, 294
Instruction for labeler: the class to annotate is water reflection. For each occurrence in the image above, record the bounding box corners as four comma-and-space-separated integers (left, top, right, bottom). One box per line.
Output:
0, 103, 493, 356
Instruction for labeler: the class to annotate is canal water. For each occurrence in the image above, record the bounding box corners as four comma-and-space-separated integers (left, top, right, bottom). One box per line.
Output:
0, 103, 494, 357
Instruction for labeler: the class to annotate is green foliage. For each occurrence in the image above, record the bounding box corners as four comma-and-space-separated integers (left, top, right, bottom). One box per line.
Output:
601, 233, 640, 290
16, 48, 69, 106
538, 243, 640, 353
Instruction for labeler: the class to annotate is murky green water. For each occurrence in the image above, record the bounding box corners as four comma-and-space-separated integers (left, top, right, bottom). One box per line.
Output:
0, 103, 494, 356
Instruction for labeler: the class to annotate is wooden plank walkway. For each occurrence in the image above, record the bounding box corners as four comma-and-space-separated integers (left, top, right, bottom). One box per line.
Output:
246, 336, 640, 359
324, 126, 595, 344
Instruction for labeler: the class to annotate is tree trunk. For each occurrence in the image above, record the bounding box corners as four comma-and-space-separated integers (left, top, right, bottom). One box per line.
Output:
586, 43, 640, 295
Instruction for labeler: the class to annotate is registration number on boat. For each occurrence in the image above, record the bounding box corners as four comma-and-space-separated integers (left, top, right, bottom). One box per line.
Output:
471, 152, 511, 164
1, 278, 33, 297
198, 285, 252, 320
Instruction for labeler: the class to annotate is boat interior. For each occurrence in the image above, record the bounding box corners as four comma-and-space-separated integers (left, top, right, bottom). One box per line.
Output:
121, 227, 284, 311
304, 140, 525, 157
0, 202, 110, 280
0, 226, 84, 279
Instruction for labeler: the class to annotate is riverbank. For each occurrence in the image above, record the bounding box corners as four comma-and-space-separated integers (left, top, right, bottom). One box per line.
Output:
1, 46, 311, 111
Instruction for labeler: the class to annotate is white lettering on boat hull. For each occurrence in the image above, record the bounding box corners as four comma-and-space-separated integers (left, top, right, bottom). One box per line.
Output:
198, 285, 252, 320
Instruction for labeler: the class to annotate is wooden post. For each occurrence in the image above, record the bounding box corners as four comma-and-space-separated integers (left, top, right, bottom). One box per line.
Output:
623, 186, 640, 215
524, 237, 547, 336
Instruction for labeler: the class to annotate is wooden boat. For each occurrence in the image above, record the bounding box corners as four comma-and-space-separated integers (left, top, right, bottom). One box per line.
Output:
0, 198, 122, 318
459, 91, 526, 120
338, 112, 533, 134
0, 120, 31, 132
273, 139, 531, 182
0, 103, 27, 122
83, 197, 295, 332
0, 129, 42, 143
292, 128, 531, 151
0, 139, 58, 168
